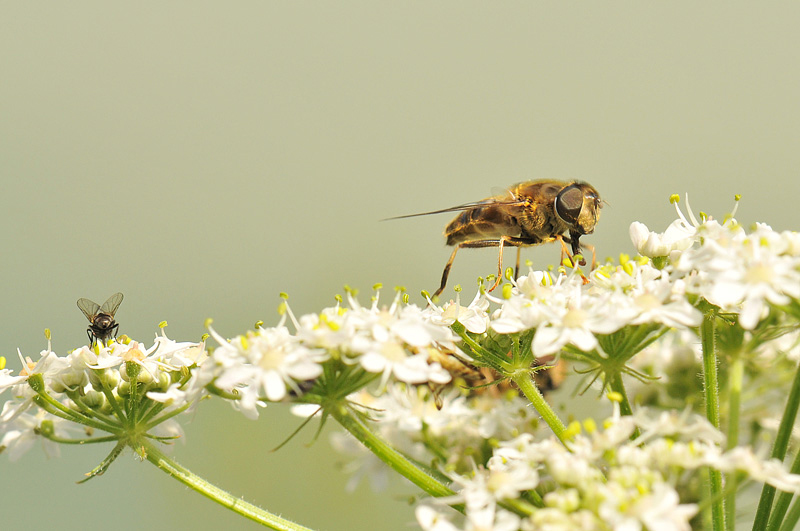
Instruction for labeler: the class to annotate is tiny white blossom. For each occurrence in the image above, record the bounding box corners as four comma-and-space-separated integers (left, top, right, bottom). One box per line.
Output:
630, 219, 695, 259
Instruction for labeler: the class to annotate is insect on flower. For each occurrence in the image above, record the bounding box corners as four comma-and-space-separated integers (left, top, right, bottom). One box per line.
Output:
388, 180, 603, 297
76, 292, 124, 346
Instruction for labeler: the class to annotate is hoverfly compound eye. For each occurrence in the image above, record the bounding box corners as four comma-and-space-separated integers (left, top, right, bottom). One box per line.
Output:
554, 184, 584, 225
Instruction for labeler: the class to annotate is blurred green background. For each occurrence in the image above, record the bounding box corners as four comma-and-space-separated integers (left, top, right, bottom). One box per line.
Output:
2, 3, 799, 530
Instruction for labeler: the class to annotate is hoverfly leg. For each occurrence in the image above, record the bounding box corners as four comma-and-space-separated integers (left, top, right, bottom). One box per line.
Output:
434, 246, 462, 299
87, 329, 94, 347
557, 235, 590, 283
489, 237, 505, 293
556, 235, 571, 265
581, 243, 597, 269
435, 237, 534, 298
489, 235, 518, 293
514, 247, 522, 282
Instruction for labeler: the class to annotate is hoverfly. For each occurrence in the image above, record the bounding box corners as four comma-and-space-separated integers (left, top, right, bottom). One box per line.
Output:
427, 346, 567, 409
77, 292, 124, 346
389, 180, 602, 297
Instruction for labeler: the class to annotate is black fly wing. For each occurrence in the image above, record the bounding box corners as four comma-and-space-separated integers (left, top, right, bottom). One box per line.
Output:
383, 198, 528, 221
100, 292, 124, 317
77, 298, 101, 322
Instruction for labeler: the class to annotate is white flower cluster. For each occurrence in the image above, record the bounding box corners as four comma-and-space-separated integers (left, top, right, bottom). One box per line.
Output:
491, 261, 702, 357
416, 406, 800, 531
0, 331, 207, 460
203, 290, 459, 419
631, 196, 800, 329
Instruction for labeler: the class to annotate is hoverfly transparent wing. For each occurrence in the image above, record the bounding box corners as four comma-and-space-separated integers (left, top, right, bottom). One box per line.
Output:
77, 298, 101, 322
100, 292, 124, 317
383, 197, 527, 221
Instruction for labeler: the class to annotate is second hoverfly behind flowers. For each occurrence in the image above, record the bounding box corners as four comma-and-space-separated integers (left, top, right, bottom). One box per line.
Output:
389, 180, 603, 297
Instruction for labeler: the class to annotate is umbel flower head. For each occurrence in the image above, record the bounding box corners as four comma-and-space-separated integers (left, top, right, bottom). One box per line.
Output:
0, 326, 208, 473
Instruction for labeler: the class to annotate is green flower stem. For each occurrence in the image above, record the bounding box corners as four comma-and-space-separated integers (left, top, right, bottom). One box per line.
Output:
607, 371, 641, 440
326, 402, 459, 503
38, 432, 119, 445
778, 496, 800, 531
28, 376, 117, 434
64, 389, 125, 432
501, 497, 537, 516
768, 448, 800, 531
759, 362, 800, 531
126, 361, 141, 425
725, 354, 744, 530
726, 356, 743, 450
98, 377, 129, 424
450, 322, 502, 368
512, 371, 569, 448
142, 401, 193, 432
142, 440, 313, 531
701, 312, 725, 531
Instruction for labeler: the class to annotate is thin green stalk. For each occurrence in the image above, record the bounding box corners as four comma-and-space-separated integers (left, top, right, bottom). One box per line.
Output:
607, 371, 640, 439
767, 448, 800, 531
327, 402, 457, 501
778, 497, 800, 531
142, 440, 314, 531
760, 362, 800, 530
701, 312, 725, 531
28, 378, 118, 434
512, 371, 569, 448
725, 355, 743, 531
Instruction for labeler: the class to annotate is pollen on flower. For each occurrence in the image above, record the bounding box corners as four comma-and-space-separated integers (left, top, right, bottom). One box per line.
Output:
17, 356, 38, 377
319, 313, 340, 331
121, 346, 146, 363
